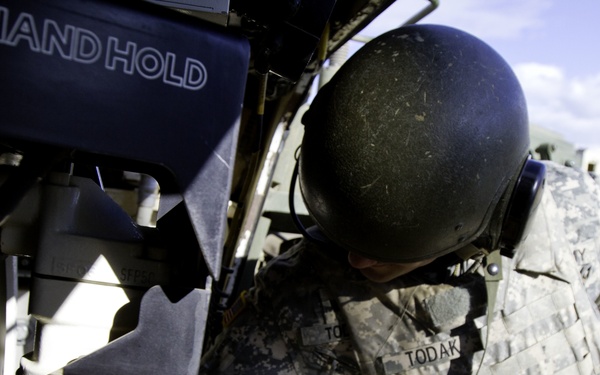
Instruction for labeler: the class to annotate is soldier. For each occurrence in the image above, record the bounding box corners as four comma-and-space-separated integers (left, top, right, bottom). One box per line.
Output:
200, 24, 600, 374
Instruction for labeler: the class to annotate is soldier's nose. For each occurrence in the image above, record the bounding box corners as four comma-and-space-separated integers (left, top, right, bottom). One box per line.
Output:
347, 252, 379, 269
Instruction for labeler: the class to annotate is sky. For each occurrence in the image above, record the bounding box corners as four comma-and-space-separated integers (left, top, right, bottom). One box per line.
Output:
348, 0, 600, 165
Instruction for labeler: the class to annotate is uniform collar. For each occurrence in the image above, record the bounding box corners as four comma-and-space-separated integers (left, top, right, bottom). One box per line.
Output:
512, 187, 568, 281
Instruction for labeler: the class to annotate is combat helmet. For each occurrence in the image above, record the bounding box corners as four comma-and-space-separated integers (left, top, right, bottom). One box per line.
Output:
299, 24, 536, 263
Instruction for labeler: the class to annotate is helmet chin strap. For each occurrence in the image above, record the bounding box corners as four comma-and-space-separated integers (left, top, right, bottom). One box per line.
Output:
456, 244, 502, 373
454, 244, 502, 373
479, 248, 504, 374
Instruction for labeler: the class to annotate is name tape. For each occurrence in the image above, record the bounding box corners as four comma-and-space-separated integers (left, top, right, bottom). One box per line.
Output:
377, 336, 461, 374
300, 323, 349, 346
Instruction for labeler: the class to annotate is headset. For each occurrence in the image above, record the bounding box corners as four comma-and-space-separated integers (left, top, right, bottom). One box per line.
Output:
499, 158, 546, 257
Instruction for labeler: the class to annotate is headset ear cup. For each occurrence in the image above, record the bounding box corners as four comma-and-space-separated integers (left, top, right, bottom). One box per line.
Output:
500, 159, 547, 256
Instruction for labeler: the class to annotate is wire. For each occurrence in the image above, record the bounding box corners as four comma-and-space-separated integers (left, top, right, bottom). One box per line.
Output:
288, 151, 312, 240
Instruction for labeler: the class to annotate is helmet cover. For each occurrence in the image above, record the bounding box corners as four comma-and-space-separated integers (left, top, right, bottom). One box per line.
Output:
299, 24, 530, 262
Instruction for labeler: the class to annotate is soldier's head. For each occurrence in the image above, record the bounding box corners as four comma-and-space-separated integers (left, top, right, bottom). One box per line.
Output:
299, 24, 544, 282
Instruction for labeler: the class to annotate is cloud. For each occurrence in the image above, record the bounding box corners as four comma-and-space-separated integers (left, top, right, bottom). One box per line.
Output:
426, 0, 553, 39
363, 0, 553, 39
513, 62, 600, 149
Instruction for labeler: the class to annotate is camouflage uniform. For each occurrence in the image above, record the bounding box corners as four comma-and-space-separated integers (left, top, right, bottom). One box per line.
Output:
200, 161, 600, 374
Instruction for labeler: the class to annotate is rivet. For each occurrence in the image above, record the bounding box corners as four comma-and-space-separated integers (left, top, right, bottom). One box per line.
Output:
487, 263, 499, 276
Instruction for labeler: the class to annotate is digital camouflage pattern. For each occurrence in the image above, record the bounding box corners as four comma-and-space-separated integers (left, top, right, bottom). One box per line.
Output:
542, 161, 600, 307
200, 161, 600, 374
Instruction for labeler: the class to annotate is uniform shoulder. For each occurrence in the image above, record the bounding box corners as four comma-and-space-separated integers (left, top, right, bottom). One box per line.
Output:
248, 239, 343, 310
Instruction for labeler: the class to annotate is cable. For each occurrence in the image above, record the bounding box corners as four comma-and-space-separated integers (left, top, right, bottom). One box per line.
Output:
288, 151, 312, 240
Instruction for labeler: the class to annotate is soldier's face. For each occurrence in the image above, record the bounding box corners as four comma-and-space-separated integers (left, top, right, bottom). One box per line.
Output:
347, 252, 435, 283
